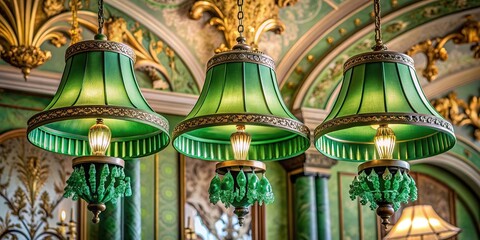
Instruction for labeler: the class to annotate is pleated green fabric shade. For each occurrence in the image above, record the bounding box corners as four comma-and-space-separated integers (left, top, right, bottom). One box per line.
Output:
173, 49, 310, 161
315, 51, 455, 161
27, 35, 170, 159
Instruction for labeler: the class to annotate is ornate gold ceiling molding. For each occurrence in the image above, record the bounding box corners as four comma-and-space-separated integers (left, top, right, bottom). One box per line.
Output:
277, 0, 371, 85
189, 0, 296, 52
0, 0, 72, 80
0, 0, 200, 91
431, 91, 480, 141
91, 15, 176, 91
407, 15, 480, 82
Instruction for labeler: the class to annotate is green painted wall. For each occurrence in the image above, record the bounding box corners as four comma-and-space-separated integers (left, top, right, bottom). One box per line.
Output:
456, 198, 480, 240
265, 162, 288, 240
140, 114, 184, 240
0, 90, 50, 133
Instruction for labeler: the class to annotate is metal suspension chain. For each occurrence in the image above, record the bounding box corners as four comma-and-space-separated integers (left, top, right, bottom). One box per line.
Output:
98, 0, 104, 34
237, 0, 245, 41
372, 0, 387, 51
70, 0, 80, 45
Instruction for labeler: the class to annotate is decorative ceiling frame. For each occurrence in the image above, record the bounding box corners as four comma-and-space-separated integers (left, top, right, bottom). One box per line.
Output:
276, 0, 369, 84
287, 1, 480, 111
189, 0, 296, 52
411, 148, 480, 199
407, 15, 480, 82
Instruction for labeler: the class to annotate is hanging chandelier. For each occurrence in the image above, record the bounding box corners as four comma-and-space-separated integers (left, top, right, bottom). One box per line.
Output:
314, 0, 456, 228
27, 0, 170, 223
172, 0, 310, 226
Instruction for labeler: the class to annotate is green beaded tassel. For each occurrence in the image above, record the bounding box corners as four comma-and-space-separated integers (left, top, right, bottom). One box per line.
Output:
64, 163, 132, 206
207, 170, 274, 208
349, 167, 417, 211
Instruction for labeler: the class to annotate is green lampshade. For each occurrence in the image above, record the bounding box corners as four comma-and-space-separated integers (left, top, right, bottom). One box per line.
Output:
173, 48, 310, 161
315, 51, 455, 161
27, 35, 170, 159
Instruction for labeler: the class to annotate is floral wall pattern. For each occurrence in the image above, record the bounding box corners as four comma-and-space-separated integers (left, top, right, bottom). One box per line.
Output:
0, 129, 77, 240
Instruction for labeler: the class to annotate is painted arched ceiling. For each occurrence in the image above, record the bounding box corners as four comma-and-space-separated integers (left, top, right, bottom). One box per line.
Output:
104, 0, 479, 112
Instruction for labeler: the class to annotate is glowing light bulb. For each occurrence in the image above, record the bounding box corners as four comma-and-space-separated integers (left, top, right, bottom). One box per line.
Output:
374, 124, 396, 159
88, 119, 111, 156
60, 210, 66, 222
230, 125, 251, 160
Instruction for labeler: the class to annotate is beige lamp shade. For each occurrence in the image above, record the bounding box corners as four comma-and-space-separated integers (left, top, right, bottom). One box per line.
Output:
385, 205, 461, 240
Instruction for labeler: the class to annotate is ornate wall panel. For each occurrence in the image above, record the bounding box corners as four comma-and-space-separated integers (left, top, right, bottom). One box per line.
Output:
0, 129, 78, 239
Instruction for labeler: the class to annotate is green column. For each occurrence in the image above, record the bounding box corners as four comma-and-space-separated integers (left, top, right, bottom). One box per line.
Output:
316, 176, 331, 240
293, 176, 318, 240
124, 159, 141, 240
98, 201, 122, 239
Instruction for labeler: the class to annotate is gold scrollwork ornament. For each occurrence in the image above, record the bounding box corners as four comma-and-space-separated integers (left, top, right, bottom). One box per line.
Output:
431, 92, 480, 141
0, 46, 52, 78
407, 15, 480, 82
0, 0, 73, 79
189, 0, 294, 52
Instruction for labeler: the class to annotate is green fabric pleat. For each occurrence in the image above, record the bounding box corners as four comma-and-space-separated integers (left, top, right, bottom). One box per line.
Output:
27, 40, 170, 159
173, 50, 310, 162
315, 54, 456, 161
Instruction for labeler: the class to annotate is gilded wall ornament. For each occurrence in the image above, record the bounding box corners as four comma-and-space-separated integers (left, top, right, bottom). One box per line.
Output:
407, 15, 480, 82
0, 130, 76, 239
0, 0, 73, 79
431, 92, 480, 141
189, 0, 295, 52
